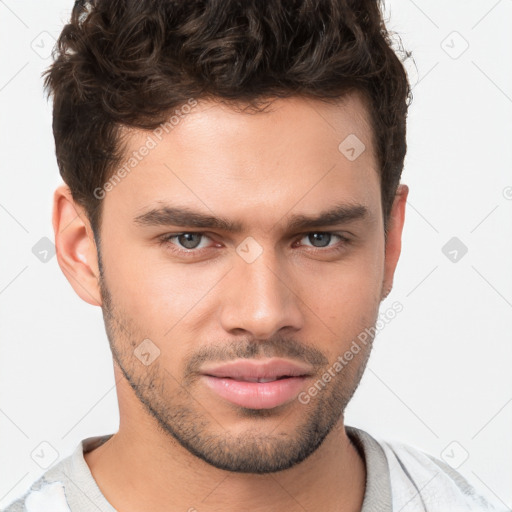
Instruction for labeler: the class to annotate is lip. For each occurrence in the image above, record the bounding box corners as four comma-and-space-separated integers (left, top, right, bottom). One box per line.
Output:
200, 358, 313, 410
200, 358, 313, 380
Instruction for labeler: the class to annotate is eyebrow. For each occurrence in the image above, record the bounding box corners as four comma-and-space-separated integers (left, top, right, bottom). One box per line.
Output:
134, 203, 369, 232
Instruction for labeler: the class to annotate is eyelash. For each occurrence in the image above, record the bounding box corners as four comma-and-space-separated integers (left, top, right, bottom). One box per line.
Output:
158, 231, 351, 257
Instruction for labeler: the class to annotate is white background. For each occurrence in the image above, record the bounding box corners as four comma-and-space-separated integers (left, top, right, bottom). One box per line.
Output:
1, 0, 511, 508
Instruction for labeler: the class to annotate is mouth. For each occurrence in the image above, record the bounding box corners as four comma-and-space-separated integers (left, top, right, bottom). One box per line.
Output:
205, 375, 298, 383
199, 359, 313, 409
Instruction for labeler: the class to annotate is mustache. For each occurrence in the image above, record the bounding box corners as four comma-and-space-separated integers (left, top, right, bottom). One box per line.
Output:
184, 336, 329, 377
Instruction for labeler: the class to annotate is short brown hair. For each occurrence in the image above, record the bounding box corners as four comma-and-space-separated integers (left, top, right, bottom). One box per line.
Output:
44, 0, 412, 236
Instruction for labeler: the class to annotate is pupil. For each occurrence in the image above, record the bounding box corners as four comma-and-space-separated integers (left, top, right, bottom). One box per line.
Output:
179, 233, 201, 249
309, 232, 331, 247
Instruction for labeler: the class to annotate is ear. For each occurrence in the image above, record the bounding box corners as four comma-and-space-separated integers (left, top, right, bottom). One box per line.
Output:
52, 184, 102, 307
381, 184, 409, 301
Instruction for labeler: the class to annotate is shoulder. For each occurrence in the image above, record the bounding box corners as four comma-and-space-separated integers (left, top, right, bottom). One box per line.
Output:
377, 436, 507, 512
1, 435, 113, 512
1, 473, 72, 512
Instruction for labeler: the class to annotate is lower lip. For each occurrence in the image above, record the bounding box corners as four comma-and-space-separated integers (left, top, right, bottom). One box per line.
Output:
202, 375, 308, 409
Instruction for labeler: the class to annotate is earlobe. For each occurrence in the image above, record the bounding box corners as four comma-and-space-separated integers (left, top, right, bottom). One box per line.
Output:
381, 184, 409, 301
52, 184, 102, 307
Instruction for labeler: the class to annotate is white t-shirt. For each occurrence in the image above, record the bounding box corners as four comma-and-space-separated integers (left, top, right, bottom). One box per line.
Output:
2, 426, 507, 511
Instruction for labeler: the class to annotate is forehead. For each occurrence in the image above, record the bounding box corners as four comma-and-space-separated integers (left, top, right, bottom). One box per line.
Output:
108, 93, 381, 231
163, 92, 376, 169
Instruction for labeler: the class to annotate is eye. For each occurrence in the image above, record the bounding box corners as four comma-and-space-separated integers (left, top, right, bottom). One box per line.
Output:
158, 231, 351, 258
160, 232, 214, 252
297, 232, 349, 250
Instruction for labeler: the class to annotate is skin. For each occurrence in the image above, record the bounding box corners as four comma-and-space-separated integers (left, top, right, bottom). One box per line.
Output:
53, 92, 408, 512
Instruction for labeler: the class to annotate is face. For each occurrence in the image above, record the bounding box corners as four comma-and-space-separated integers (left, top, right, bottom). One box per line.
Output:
89, 93, 403, 474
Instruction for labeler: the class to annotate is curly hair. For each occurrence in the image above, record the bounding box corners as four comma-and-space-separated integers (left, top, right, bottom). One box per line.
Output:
43, 0, 412, 235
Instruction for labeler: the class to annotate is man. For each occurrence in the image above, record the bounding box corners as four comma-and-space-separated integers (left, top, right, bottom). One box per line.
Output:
3, 0, 506, 511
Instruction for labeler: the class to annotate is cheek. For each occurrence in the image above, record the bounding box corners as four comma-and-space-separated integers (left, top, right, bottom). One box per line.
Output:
291, 257, 383, 372
103, 238, 228, 335
294, 245, 384, 328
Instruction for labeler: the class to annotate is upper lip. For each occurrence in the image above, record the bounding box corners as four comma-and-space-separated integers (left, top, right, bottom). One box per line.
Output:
200, 359, 313, 380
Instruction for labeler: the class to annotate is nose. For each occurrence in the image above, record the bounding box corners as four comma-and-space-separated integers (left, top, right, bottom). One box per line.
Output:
219, 249, 304, 339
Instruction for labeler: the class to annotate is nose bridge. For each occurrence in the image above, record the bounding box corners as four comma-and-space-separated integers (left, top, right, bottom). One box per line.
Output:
220, 240, 303, 337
